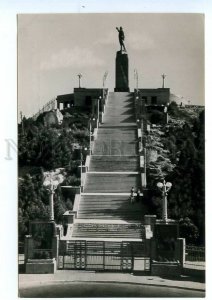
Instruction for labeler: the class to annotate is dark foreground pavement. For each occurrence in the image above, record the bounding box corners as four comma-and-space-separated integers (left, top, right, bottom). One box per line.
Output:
19, 270, 205, 298
19, 281, 205, 298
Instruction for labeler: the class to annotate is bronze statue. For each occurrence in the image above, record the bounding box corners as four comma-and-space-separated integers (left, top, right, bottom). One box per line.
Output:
116, 26, 126, 52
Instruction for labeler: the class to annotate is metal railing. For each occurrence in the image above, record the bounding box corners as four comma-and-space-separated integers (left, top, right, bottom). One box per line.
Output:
32, 98, 56, 120
58, 240, 150, 272
185, 245, 205, 269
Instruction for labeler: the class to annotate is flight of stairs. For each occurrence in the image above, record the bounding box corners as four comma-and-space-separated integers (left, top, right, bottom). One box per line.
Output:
78, 194, 142, 221
89, 156, 139, 172
72, 223, 145, 239
73, 92, 146, 240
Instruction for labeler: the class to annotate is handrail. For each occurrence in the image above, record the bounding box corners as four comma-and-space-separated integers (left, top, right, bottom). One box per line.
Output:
32, 98, 56, 120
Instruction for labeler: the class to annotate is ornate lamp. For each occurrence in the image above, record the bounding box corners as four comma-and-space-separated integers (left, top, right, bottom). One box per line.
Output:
157, 180, 172, 222
43, 173, 64, 221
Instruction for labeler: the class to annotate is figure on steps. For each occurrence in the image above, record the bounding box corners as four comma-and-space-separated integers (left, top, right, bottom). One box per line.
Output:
130, 186, 135, 204
116, 26, 127, 52
136, 188, 141, 202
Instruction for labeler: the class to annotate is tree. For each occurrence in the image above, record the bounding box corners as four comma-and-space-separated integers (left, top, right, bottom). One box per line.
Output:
18, 174, 49, 240
179, 217, 199, 245
146, 109, 205, 245
149, 109, 165, 124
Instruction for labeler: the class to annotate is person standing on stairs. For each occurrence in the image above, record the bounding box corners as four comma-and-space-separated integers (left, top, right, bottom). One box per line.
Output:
130, 187, 135, 204
136, 188, 141, 202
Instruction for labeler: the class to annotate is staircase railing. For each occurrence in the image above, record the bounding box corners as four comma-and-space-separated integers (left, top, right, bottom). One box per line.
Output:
134, 90, 147, 188
32, 98, 56, 120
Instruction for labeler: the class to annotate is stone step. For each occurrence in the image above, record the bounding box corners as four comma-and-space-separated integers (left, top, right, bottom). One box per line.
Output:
78, 212, 142, 221
92, 141, 138, 156
78, 194, 143, 221
93, 127, 138, 155
89, 156, 139, 172
97, 127, 137, 138
84, 173, 140, 193
102, 92, 136, 126
72, 223, 145, 239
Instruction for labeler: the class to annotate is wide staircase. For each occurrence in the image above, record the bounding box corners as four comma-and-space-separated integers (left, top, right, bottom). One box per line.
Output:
73, 92, 146, 240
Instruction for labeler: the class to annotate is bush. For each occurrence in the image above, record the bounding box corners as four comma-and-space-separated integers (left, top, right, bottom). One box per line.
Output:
179, 217, 199, 245
149, 110, 165, 124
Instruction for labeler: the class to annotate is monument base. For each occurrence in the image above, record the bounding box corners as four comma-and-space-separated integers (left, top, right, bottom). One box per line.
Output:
115, 51, 129, 92
114, 87, 130, 92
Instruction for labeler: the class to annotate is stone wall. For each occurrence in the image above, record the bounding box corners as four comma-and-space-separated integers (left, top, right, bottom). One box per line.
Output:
137, 88, 170, 105
74, 88, 103, 106
151, 261, 181, 277
25, 258, 57, 274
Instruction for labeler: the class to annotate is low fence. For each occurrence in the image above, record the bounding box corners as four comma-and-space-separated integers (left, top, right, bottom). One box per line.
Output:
184, 245, 205, 270
58, 240, 150, 272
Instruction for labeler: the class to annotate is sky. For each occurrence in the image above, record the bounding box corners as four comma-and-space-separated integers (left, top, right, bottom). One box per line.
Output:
18, 13, 204, 118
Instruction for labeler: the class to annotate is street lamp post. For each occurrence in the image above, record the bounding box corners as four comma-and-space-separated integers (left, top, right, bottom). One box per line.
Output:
103, 71, 108, 88
161, 74, 166, 88
89, 120, 92, 156
43, 173, 64, 221
134, 69, 138, 91
97, 96, 101, 127
80, 147, 83, 180
157, 179, 172, 222
135, 96, 139, 120
44, 178, 58, 221
48, 179, 57, 221
89, 118, 95, 155
77, 73, 82, 88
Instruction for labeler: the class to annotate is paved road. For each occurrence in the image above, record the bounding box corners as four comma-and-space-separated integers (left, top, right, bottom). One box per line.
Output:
19, 281, 205, 297
19, 269, 205, 298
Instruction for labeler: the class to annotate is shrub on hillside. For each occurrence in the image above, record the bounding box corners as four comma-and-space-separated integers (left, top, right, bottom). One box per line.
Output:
148, 110, 165, 124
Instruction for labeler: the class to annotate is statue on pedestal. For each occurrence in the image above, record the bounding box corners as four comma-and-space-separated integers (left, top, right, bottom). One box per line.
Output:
116, 26, 126, 52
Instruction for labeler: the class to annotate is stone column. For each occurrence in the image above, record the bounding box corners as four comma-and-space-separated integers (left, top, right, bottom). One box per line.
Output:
150, 238, 157, 261
52, 235, 59, 261
24, 235, 34, 262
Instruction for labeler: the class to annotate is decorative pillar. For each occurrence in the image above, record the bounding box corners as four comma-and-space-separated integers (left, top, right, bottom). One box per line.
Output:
24, 235, 34, 262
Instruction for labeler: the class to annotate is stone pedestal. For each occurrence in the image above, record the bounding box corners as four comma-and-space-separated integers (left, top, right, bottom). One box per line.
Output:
175, 238, 186, 267
114, 51, 130, 92
24, 221, 59, 274
153, 221, 179, 261
151, 261, 181, 277
26, 258, 57, 274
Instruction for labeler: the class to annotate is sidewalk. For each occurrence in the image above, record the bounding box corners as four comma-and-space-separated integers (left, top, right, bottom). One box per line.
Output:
19, 269, 205, 291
